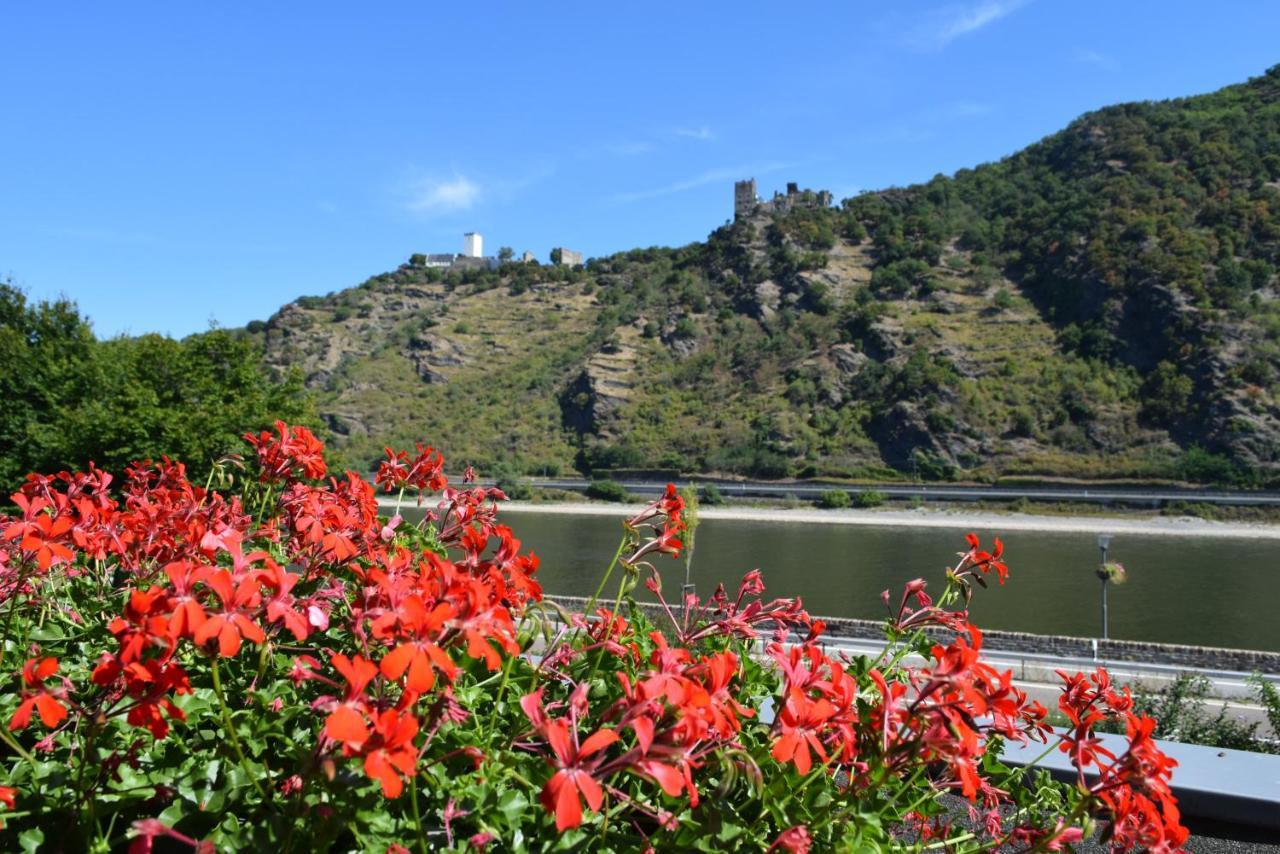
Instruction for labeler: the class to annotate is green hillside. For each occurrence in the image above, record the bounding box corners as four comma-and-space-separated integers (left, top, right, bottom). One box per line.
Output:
256, 65, 1280, 486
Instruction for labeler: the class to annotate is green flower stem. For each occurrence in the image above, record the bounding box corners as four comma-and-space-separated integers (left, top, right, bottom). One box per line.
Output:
77, 724, 100, 839
506, 768, 536, 790
925, 831, 977, 850
596, 791, 612, 846
583, 532, 629, 615
484, 652, 518, 743
410, 771, 429, 854
585, 564, 632, 686
210, 657, 270, 801
0, 726, 35, 764
894, 777, 940, 822
255, 639, 272, 685
1022, 735, 1066, 771
878, 765, 926, 815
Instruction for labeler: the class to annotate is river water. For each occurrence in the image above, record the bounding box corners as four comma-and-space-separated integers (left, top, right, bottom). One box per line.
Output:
408, 508, 1279, 652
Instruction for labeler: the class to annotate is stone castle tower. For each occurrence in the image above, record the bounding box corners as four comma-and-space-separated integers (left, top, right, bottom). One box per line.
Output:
734, 178, 757, 220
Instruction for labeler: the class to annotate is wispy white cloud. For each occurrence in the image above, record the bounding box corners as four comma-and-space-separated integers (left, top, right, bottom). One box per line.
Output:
673, 125, 715, 142
908, 0, 1030, 50
406, 175, 481, 215
613, 162, 792, 204
1073, 48, 1118, 70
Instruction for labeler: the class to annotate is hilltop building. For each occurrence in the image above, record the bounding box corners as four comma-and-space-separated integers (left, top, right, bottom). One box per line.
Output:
411, 233, 499, 271
734, 179, 833, 220
463, 232, 483, 258
734, 179, 758, 219
409, 234, 584, 272
553, 247, 584, 267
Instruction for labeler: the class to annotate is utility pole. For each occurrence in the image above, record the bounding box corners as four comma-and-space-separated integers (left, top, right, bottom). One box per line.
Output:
1096, 534, 1112, 640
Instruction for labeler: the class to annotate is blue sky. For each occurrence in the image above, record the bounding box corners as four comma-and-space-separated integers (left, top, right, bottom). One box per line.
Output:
3, 1, 1278, 338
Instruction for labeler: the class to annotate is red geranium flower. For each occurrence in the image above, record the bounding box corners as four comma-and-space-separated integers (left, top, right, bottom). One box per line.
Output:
521, 690, 620, 831
9, 657, 67, 731
771, 687, 836, 775
360, 708, 420, 798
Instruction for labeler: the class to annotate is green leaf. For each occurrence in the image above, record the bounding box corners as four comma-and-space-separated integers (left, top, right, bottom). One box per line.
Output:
158, 800, 187, 827
498, 788, 529, 823
16, 827, 44, 854
27, 625, 66, 642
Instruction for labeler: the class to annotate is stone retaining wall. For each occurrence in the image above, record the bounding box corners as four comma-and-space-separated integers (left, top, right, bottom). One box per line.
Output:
543, 595, 1280, 675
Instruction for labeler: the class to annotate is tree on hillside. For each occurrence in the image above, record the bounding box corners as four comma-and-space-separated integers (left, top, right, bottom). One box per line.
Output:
0, 284, 315, 490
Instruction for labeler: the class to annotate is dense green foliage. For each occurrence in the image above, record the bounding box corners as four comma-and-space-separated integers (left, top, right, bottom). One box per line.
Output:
584, 478, 631, 502
846, 66, 1280, 406
0, 284, 313, 490
817, 489, 851, 509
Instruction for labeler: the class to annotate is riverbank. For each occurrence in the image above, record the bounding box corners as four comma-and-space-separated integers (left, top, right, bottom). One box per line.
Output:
408, 498, 1280, 540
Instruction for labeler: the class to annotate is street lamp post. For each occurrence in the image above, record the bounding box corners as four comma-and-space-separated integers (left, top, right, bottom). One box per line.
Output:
1096, 534, 1112, 640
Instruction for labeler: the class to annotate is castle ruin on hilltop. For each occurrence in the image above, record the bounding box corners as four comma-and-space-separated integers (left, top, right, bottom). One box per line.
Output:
734, 179, 834, 220
411, 234, 585, 271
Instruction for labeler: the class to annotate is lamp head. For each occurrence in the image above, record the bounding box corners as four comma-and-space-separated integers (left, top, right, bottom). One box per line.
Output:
1096, 534, 1112, 550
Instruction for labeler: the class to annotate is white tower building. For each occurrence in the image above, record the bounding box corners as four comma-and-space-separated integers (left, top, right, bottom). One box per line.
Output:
463, 232, 483, 258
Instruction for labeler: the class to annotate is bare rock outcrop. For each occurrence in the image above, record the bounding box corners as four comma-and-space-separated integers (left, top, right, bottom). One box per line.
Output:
403, 333, 465, 383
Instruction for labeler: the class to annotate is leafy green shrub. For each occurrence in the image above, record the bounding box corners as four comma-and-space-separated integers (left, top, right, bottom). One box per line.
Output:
817, 489, 851, 509
699, 483, 726, 506
1141, 361, 1194, 426
1099, 674, 1275, 754
585, 479, 632, 502
911, 450, 957, 482
871, 259, 934, 298
1249, 673, 1280, 741
1176, 445, 1249, 486
854, 488, 885, 508
491, 462, 533, 500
